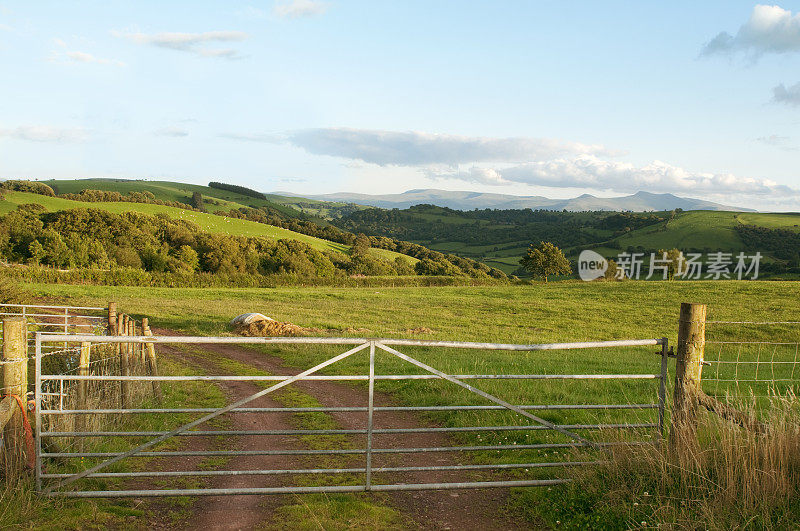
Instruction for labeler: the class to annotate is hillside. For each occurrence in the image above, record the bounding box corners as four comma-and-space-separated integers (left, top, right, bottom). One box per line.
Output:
334, 204, 800, 275
43, 178, 318, 221
0, 191, 353, 254
288, 189, 752, 212
587, 211, 800, 257
6, 178, 798, 278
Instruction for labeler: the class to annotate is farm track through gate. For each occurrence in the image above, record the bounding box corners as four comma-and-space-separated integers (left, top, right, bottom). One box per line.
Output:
35, 333, 669, 498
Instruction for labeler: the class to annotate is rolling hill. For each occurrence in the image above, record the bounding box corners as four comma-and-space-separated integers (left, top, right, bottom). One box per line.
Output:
43, 178, 318, 221
5, 178, 798, 278
283, 189, 752, 212
0, 190, 416, 264
332, 203, 800, 275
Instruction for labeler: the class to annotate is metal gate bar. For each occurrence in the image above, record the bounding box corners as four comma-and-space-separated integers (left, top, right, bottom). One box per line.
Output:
36, 333, 668, 497
38, 337, 370, 494
43, 404, 660, 415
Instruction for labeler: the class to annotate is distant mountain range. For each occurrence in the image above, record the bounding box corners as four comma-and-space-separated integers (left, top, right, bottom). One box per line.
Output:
277, 189, 753, 212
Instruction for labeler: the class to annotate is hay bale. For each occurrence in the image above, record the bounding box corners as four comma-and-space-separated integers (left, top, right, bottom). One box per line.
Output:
231, 313, 321, 337
230, 313, 273, 327
236, 319, 307, 337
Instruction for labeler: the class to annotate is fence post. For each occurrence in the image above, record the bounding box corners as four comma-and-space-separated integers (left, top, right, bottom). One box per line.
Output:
670, 302, 706, 447
142, 318, 163, 403
119, 314, 131, 408
2, 317, 28, 473
107, 302, 117, 335
75, 342, 91, 449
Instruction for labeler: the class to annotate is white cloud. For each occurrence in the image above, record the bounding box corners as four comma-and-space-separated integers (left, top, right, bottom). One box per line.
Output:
773, 81, 800, 105
701, 4, 800, 58
0, 125, 88, 143
756, 134, 795, 150
288, 128, 619, 166
155, 127, 189, 137
429, 155, 799, 198
63, 51, 125, 66
113, 30, 248, 59
273, 0, 328, 18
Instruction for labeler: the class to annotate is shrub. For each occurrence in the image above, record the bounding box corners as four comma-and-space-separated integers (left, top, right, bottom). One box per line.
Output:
0, 180, 56, 196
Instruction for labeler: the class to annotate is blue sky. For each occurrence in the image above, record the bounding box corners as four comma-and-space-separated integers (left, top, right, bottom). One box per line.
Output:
1, 1, 800, 210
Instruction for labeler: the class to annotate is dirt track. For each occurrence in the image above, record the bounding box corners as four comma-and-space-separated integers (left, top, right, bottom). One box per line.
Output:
147, 330, 529, 530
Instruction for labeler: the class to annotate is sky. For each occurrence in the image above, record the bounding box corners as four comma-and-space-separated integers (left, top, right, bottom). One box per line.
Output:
1, 1, 800, 210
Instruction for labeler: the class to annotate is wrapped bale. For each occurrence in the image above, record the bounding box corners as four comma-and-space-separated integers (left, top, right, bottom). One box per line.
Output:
231, 313, 308, 337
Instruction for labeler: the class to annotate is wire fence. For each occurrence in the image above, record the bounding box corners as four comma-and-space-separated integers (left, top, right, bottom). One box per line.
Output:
0, 303, 108, 359
703, 319, 800, 402
40, 341, 152, 459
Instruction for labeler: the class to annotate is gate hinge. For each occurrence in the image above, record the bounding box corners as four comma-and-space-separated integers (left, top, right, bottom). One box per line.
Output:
656, 347, 675, 358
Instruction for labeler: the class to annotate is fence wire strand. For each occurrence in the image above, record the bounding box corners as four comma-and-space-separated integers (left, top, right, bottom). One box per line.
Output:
703, 319, 800, 399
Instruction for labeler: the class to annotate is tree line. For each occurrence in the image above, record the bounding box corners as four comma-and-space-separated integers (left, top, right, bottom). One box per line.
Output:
0, 205, 507, 280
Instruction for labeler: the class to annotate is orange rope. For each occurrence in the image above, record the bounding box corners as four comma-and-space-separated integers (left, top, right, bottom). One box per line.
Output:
3, 394, 35, 469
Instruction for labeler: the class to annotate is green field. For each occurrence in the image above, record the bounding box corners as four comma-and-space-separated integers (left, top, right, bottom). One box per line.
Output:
448, 209, 800, 273
8, 280, 800, 528
27, 280, 800, 398
0, 191, 418, 264
23, 280, 800, 457
602, 211, 799, 253
39, 178, 367, 220
334, 201, 800, 274
41, 178, 305, 218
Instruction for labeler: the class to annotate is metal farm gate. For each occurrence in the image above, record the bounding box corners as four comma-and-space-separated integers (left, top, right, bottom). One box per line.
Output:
35, 333, 669, 497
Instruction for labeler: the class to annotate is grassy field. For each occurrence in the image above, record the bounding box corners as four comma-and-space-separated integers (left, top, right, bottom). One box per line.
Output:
40, 177, 369, 221
10, 280, 800, 528
41, 178, 305, 218
0, 191, 417, 264
25, 279, 800, 415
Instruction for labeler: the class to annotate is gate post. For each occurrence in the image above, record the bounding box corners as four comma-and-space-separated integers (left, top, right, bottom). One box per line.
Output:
2, 317, 28, 474
670, 302, 706, 447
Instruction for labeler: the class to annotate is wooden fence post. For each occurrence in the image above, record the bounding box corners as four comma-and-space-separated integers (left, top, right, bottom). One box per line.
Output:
142, 318, 163, 403
670, 302, 707, 447
2, 317, 28, 473
107, 302, 117, 335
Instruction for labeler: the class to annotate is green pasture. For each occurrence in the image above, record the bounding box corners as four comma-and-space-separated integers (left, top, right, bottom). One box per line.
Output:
10, 280, 800, 527
41, 178, 302, 217
426, 210, 800, 273
27, 280, 800, 411
608, 210, 800, 252
0, 191, 416, 264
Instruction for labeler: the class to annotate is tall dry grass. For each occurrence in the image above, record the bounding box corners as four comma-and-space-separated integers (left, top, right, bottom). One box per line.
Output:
567, 390, 800, 529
